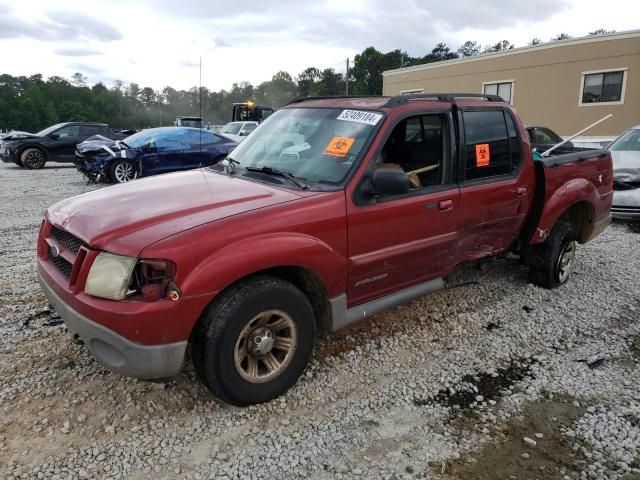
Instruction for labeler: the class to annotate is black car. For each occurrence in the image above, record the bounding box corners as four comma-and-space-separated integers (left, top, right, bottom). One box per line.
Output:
526, 125, 574, 152
0, 122, 125, 169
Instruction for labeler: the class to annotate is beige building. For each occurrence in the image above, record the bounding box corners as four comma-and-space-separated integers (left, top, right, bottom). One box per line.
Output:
383, 30, 640, 145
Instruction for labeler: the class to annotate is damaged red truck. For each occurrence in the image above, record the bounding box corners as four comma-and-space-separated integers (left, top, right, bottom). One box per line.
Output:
37, 94, 613, 406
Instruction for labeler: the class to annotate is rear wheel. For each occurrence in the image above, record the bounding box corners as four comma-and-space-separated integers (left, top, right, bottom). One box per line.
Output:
109, 159, 138, 183
191, 275, 315, 406
629, 222, 640, 234
21, 148, 47, 169
528, 221, 577, 289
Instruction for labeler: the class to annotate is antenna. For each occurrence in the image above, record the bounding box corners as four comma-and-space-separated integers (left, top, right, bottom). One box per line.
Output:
199, 56, 202, 157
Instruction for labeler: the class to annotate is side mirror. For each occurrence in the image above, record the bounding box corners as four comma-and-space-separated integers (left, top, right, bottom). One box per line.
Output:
49, 133, 59, 140
238, 131, 247, 136
370, 167, 410, 196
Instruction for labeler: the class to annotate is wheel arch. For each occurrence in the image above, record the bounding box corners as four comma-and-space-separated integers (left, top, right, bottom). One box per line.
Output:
19, 143, 49, 159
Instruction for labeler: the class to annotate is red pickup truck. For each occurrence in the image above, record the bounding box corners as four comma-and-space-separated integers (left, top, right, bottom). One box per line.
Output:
37, 94, 613, 406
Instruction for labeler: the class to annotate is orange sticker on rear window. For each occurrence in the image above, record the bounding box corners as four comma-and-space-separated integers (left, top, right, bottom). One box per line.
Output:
324, 137, 355, 157
475, 143, 490, 167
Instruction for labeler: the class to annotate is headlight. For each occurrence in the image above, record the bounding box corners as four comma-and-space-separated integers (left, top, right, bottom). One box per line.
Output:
85, 252, 137, 300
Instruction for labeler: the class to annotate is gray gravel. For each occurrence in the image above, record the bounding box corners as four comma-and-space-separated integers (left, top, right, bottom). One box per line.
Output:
0, 161, 639, 480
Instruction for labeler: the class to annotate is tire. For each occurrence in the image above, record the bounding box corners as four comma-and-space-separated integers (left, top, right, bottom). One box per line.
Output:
13, 158, 24, 168
109, 159, 138, 183
20, 148, 47, 169
629, 223, 640, 234
191, 275, 315, 406
527, 221, 577, 289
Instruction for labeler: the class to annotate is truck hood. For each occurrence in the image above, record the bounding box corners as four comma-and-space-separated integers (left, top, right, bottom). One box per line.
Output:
46, 169, 304, 256
612, 150, 640, 184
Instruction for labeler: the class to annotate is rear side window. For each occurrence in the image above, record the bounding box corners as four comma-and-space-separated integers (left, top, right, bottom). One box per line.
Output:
186, 129, 217, 148
462, 110, 520, 181
80, 125, 104, 136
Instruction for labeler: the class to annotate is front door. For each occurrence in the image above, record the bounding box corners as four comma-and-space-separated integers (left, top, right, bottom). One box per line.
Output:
346, 112, 460, 306
48, 125, 83, 161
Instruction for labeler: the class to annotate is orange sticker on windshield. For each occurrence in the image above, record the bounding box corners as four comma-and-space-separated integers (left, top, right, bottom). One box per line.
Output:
475, 143, 490, 167
324, 137, 355, 157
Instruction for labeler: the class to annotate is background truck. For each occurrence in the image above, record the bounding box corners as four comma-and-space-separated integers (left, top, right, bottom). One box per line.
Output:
37, 93, 613, 406
0, 122, 126, 169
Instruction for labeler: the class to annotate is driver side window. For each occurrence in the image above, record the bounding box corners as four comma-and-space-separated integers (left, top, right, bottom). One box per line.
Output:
376, 114, 446, 190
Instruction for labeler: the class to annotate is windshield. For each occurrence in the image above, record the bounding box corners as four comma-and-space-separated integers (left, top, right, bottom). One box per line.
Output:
609, 129, 640, 151
221, 107, 382, 186
179, 119, 202, 128
123, 129, 188, 150
36, 123, 67, 136
221, 123, 243, 134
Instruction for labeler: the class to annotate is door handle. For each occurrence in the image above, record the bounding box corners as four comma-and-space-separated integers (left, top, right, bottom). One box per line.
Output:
516, 187, 528, 196
438, 199, 453, 211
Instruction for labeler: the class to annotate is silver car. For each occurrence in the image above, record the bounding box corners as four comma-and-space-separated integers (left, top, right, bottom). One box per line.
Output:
610, 126, 640, 226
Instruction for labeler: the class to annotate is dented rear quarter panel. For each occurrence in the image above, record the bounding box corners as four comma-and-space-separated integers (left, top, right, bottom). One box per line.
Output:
531, 151, 613, 243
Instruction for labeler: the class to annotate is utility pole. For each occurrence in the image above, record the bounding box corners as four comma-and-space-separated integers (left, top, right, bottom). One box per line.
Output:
346, 58, 349, 95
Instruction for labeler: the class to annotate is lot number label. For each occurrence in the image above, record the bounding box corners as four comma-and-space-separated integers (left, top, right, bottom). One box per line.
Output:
337, 110, 383, 126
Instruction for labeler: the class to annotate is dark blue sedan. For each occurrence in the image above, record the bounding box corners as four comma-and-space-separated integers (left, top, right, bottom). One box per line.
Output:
74, 127, 237, 183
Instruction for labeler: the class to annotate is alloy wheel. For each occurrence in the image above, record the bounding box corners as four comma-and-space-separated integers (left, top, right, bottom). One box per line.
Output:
114, 162, 137, 183
234, 309, 297, 384
556, 240, 576, 283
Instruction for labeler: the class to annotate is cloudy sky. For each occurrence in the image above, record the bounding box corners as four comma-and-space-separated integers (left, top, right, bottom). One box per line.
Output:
1, 0, 638, 91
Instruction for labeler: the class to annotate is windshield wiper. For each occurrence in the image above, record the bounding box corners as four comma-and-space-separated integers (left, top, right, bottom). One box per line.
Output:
222, 156, 241, 174
245, 166, 309, 190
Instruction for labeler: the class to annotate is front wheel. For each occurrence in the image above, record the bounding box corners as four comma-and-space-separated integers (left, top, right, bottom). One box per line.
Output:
109, 159, 138, 183
21, 148, 47, 169
528, 221, 577, 289
191, 276, 315, 406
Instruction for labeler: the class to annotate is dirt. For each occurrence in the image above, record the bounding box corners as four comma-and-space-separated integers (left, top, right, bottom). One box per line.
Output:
426, 359, 536, 410
445, 398, 587, 480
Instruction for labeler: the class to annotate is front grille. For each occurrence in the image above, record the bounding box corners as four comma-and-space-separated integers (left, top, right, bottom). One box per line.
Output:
51, 226, 83, 254
611, 205, 640, 213
48, 245, 73, 278
613, 182, 640, 191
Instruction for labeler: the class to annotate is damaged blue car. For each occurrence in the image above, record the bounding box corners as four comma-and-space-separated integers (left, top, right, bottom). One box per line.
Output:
74, 127, 237, 183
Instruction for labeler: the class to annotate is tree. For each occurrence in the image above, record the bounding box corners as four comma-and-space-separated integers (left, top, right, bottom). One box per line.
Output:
552, 33, 572, 41
266, 71, 298, 107
589, 28, 615, 36
457, 41, 481, 57
296, 67, 322, 97
483, 40, 515, 53
430, 43, 459, 61
71, 72, 87, 87
529, 38, 542, 46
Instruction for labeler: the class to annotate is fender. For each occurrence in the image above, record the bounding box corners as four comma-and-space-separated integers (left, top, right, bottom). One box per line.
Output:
530, 177, 597, 244
179, 232, 347, 300
14, 142, 49, 158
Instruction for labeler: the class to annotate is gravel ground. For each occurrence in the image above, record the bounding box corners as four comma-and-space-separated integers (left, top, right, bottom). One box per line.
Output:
1, 161, 639, 480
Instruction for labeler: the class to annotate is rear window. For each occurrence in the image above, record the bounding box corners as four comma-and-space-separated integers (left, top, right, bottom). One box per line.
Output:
463, 110, 520, 180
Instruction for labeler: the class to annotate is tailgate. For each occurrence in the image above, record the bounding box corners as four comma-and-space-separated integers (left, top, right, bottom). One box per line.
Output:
529, 149, 613, 244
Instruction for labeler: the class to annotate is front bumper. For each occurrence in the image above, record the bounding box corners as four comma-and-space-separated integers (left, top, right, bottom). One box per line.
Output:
38, 271, 187, 379
611, 189, 640, 221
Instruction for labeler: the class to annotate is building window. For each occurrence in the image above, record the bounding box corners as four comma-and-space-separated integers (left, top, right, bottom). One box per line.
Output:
580, 69, 626, 105
482, 81, 513, 103
400, 88, 424, 95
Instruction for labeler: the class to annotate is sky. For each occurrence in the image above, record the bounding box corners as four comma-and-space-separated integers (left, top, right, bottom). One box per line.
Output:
0, 0, 638, 91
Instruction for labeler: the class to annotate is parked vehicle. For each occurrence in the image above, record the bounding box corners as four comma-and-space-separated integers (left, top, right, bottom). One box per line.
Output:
0, 122, 126, 169
174, 116, 203, 128
526, 124, 574, 151
74, 127, 236, 183
219, 121, 259, 142
608, 125, 640, 230
232, 102, 274, 122
37, 93, 613, 406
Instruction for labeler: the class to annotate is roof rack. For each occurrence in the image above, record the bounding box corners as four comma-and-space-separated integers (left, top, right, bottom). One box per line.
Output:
385, 93, 504, 108
286, 95, 381, 105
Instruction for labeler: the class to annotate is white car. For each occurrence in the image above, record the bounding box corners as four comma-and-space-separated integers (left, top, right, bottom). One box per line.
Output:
219, 121, 259, 143
609, 125, 640, 230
